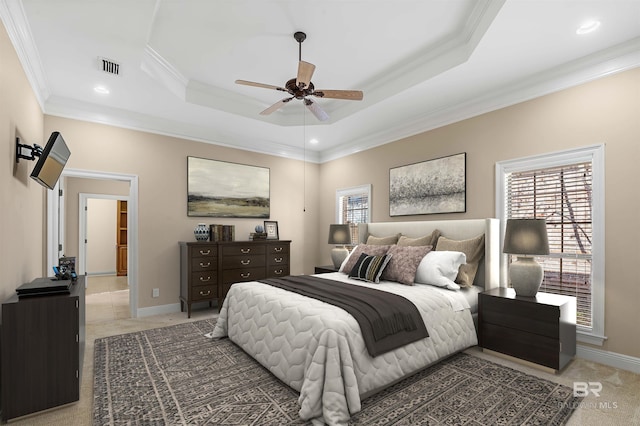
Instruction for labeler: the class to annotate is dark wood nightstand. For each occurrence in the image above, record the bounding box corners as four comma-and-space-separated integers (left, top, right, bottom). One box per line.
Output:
314, 265, 340, 274
478, 287, 576, 372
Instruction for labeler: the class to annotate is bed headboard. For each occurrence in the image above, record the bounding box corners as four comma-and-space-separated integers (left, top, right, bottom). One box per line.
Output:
357, 218, 500, 290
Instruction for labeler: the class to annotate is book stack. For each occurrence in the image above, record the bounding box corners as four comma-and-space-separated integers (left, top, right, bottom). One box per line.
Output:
249, 232, 267, 240
209, 224, 235, 242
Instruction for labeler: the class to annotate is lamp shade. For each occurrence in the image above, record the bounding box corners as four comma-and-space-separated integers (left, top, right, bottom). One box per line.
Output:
503, 218, 549, 256
328, 224, 351, 245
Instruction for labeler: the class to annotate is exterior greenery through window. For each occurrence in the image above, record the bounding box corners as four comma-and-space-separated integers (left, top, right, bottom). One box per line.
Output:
496, 145, 605, 344
336, 184, 371, 245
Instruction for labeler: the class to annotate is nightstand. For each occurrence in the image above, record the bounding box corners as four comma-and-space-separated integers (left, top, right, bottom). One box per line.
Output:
478, 287, 576, 372
314, 265, 340, 274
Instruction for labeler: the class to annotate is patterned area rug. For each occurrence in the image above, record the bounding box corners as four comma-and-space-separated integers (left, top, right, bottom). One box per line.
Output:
93, 319, 581, 425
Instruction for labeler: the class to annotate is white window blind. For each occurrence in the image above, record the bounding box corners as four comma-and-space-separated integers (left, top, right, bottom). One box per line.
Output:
336, 185, 371, 244
507, 162, 593, 327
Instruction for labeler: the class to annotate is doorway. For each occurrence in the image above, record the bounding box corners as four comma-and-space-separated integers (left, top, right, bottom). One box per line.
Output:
47, 169, 139, 318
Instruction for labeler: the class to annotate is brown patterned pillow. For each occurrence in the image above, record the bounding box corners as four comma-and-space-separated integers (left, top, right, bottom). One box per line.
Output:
340, 244, 391, 273
435, 234, 485, 287
397, 229, 442, 247
381, 245, 433, 285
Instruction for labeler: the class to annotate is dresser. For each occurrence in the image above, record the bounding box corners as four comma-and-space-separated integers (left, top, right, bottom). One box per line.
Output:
179, 240, 291, 317
1, 277, 85, 421
179, 242, 219, 318
478, 287, 576, 371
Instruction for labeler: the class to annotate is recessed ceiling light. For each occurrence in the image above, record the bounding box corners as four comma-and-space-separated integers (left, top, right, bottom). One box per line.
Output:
94, 85, 110, 94
309, 138, 319, 145
576, 20, 601, 35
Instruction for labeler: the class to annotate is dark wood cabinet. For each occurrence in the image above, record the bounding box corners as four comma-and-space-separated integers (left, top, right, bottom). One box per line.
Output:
179, 240, 291, 316
179, 242, 219, 318
1, 276, 85, 421
479, 287, 576, 371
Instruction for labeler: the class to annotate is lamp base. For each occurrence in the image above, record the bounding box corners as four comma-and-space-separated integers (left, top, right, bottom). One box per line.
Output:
509, 256, 544, 297
331, 247, 349, 269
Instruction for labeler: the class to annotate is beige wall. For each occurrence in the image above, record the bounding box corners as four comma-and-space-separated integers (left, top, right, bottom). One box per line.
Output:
44, 116, 320, 309
320, 68, 640, 359
0, 21, 45, 303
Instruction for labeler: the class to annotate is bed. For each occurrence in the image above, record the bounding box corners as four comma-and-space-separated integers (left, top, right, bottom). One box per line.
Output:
210, 218, 500, 425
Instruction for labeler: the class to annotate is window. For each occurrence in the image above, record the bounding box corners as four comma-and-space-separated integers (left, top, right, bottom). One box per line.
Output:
496, 145, 605, 345
336, 184, 371, 245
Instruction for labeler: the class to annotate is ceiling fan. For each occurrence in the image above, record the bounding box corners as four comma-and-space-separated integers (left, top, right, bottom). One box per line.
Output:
235, 31, 364, 122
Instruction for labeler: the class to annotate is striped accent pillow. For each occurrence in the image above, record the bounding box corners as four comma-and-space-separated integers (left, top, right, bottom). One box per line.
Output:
348, 253, 392, 283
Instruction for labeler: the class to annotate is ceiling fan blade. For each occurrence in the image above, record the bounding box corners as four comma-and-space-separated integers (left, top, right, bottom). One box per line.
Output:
236, 79, 287, 92
296, 61, 315, 89
260, 97, 293, 115
313, 89, 363, 101
304, 99, 329, 121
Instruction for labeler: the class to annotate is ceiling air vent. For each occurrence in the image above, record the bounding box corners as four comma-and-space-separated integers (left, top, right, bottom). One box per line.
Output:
98, 57, 120, 75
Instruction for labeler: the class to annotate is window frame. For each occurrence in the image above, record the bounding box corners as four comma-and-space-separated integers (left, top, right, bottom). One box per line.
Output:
495, 144, 606, 345
336, 184, 372, 244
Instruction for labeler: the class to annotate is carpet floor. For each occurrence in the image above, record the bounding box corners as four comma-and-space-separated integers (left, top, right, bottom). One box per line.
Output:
93, 319, 581, 425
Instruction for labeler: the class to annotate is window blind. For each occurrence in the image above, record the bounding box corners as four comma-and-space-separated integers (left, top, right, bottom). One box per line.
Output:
507, 162, 593, 327
339, 191, 369, 244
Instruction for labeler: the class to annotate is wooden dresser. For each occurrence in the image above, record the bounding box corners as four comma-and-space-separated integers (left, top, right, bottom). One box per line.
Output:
479, 287, 576, 371
179, 240, 290, 317
1, 277, 85, 421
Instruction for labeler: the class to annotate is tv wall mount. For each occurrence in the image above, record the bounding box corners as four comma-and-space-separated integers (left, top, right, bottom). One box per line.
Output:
15, 137, 43, 162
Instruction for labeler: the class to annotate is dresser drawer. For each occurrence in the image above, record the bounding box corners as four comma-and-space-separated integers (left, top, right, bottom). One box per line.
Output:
267, 265, 289, 278
481, 323, 559, 369
221, 254, 265, 269
222, 245, 266, 256
191, 271, 217, 286
267, 253, 289, 266
222, 267, 265, 283
189, 245, 217, 258
482, 295, 560, 339
266, 243, 289, 255
191, 256, 216, 272
191, 284, 218, 301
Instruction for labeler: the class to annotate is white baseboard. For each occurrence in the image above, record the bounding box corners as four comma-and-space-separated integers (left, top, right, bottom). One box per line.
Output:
577, 344, 640, 374
136, 303, 182, 317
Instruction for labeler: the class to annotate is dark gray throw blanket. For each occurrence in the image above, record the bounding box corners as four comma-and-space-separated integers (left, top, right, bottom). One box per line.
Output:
258, 275, 429, 357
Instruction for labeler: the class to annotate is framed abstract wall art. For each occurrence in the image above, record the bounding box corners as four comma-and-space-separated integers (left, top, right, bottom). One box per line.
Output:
187, 157, 270, 218
389, 152, 466, 216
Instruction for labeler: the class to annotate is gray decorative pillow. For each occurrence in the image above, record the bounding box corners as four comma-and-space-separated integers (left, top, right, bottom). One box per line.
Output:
381, 245, 433, 285
366, 233, 401, 245
435, 234, 485, 287
397, 229, 442, 247
348, 253, 392, 283
340, 244, 391, 273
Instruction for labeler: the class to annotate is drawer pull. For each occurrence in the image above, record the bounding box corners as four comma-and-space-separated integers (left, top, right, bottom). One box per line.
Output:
274, 247, 283, 252
274, 257, 283, 263
199, 276, 211, 282
274, 269, 284, 275
241, 248, 251, 254
241, 259, 251, 265
241, 272, 251, 278
199, 262, 211, 268
199, 290, 211, 296
199, 249, 211, 255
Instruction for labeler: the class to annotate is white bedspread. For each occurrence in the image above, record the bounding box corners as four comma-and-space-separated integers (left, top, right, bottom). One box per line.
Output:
209, 272, 478, 425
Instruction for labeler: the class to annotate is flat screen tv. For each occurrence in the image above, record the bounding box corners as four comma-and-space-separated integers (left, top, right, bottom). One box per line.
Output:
30, 131, 71, 190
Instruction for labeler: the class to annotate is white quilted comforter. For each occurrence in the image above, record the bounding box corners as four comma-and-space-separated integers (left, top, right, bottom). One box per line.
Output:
209, 272, 478, 425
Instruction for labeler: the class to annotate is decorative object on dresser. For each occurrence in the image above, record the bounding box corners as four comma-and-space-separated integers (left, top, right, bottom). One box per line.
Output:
389, 152, 466, 216
193, 223, 210, 241
479, 287, 576, 371
179, 242, 218, 318
328, 223, 352, 268
187, 156, 270, 218
263, 220, 279, 239
209, 224, 235, 242
503, 218, 550, 297
1, 276, 85, 421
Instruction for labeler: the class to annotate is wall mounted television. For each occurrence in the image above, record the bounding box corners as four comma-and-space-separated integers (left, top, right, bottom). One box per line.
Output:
30, 131, 71, 190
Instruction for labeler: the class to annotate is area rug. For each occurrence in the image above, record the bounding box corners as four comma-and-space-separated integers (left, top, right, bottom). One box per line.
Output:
93, 319, 581, 425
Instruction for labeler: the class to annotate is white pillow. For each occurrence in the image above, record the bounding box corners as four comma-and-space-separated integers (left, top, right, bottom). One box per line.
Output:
414, 251, 467, 290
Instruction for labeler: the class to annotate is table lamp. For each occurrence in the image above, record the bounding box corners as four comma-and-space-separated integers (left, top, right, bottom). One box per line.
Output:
328, 224, 352, 269
503, 218, 549, 297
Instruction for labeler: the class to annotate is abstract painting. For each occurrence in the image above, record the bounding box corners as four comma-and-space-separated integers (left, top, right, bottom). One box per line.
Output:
188, 157, 270, 218
389, 152, 466, 216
